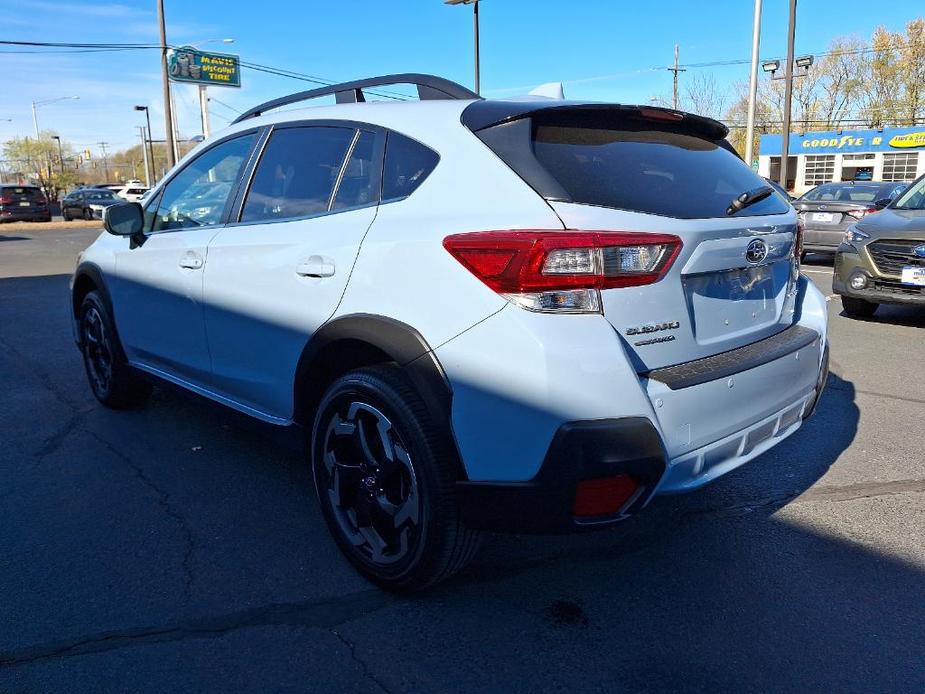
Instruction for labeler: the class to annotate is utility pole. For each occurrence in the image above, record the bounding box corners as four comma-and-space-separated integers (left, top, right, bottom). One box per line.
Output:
669, 44, 685, 110
158, 0, 176, 169
52, 135, 64, 174
137, 126, 151, 187
779, 0, 797, 191
744, 0, 763, 167
473, 0, 480, 95
97, 142, 109, 182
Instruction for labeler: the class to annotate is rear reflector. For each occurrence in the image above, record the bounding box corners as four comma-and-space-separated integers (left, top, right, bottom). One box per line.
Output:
573, 474, 638, 518
443, 230, 681, 313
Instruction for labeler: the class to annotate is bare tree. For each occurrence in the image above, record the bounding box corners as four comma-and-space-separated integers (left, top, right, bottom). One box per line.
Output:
682, 73, 729, 120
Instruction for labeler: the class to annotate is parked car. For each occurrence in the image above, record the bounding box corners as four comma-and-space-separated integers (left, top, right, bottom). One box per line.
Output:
794, 181, 908, 256
0, 184, 51, 223
70, 74, 829, 590
834, 173, 925, 318
114, 182, 149, 202
62, 188, 122, 221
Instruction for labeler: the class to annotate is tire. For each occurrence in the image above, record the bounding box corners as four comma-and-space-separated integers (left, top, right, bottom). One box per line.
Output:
83, 208, 93, 221
62, 211, 71, 221
841, 296, 878, 319
311, 365, 480, 591
78, 291, 152, 408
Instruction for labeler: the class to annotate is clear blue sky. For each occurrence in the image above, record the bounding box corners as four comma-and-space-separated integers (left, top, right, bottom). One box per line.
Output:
1, 0, 922, 157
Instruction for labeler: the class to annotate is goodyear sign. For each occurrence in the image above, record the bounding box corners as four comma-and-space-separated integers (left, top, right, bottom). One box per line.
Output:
761, 126, 925, 155
167, 46, 241, 88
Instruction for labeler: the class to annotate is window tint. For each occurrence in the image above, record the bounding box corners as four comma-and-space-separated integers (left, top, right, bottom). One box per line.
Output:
382, 132, 439, 201
241, 126, 355, 223
153, 133, 256, 232
333, 131, 377, 210
523, 115, 788, 219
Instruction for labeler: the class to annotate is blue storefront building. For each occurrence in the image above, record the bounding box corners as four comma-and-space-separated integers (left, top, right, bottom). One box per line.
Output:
759, 126, 925, 195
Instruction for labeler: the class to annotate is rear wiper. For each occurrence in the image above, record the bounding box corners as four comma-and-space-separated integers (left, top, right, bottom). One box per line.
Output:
726, 185, 774, 216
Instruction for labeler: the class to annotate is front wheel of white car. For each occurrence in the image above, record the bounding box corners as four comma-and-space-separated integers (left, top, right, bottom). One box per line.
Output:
311, 366, 480, 591
79, 291, 152, 408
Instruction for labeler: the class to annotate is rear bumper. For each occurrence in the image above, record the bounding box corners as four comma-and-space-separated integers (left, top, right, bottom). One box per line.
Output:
438, 277, 828, 533
456, 418, 666, 533
0, 206, 51, 221
803, 226, 846, 252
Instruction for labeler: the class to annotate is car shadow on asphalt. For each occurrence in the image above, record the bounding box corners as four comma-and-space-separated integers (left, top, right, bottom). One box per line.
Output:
4, 272, 923, 691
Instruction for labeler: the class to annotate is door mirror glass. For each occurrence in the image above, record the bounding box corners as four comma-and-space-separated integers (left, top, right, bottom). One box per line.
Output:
104, 202, 144, 236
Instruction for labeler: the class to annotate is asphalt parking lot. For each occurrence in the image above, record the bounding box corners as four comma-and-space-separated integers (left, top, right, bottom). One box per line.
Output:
1, 227, 924, 693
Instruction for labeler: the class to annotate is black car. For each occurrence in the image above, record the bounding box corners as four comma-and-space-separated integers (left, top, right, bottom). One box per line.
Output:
794, 181, 908, 255
62, 188, 121, 221
0, 185, 51, 223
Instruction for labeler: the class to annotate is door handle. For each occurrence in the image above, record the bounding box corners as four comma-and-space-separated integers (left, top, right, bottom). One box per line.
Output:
179, 251, 203, 270
296, 255, 336, 278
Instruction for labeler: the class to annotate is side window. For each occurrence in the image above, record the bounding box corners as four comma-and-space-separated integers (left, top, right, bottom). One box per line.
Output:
152, 133, 256, 232
240, 126, 355, 223
332, 130, 377, 211
381, 132, 439, 201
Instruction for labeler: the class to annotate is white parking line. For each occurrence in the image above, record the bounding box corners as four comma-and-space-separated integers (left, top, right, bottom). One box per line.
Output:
802, 268, 833, 275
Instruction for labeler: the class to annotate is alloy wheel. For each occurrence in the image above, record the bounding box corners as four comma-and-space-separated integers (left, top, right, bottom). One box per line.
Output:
82, 306, 113, 396
320, 400, 421, 567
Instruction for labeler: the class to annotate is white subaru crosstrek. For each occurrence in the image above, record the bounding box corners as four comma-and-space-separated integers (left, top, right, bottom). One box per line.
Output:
72, 74, 829, 590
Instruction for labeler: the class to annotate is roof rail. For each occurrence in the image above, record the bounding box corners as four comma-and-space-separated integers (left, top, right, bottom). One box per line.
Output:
232, 73, 479, 124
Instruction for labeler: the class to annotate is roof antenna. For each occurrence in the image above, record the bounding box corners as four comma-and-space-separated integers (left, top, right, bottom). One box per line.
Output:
528, 82, 565, 100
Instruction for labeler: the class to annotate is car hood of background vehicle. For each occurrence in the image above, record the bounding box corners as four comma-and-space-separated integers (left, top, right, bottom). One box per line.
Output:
856, 208, 925, 238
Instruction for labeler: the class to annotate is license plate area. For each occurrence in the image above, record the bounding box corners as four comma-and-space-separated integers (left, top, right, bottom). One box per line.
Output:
812, 212, 834, 222
901, 266, 925, 286
18, 201, 30, 207
684, 263, 787, 343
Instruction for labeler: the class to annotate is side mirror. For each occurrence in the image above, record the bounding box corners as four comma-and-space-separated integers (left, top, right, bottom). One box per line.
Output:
104, 202, 144, 237
874, 198, 891, 210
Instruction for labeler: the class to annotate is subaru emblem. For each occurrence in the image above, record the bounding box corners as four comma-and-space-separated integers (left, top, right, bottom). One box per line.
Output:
914, 244, 925, 258
745, 238, 769, 265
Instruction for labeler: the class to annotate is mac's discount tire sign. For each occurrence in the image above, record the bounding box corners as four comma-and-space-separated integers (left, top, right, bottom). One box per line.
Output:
167, 46, 240, 88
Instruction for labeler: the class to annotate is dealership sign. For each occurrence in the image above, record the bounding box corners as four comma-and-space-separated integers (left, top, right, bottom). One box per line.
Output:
167, 46, 241, 88
761, 126, 925, 155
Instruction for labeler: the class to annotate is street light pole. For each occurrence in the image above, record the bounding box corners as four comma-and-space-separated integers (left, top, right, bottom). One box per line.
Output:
198, 85, 210, 138
137, 126, 151, 187
744, 0, 762, 167
445, 0, 480, 95
51, 135, 64, 174
135, 105, 158, 184
158, 0, 176, 169
779, 0, 797, 191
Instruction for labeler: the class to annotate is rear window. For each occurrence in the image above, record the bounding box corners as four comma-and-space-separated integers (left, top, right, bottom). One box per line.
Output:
477, 110, 789, 219
1, 186, 43, 200
801, 184, 888, 202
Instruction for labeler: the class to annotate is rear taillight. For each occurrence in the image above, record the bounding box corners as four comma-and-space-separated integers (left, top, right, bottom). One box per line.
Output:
0, 196, 12, 205
443, 230, 681, 314
846, 208, 879, 221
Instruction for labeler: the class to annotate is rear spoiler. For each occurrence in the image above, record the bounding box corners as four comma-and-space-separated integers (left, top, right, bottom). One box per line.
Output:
461, 101, 729, 141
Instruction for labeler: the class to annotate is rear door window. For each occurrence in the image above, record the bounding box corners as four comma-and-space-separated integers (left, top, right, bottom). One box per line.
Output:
240, 126, 355, 223
381, 132, 439, 201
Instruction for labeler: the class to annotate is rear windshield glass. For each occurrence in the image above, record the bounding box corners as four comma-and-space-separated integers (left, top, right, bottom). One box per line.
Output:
801, 183, 886, 202
86, 190, 117, 201
1, 186, 43, 200
478, 111, 789, 219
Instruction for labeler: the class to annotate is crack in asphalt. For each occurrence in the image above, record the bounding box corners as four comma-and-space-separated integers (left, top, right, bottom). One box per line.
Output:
85, 430, 197, 601
330, 629, 392, 693
0, 590, 393, 669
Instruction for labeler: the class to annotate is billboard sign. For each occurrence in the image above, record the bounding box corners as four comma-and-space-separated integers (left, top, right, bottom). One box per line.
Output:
760, 126, 925, 156
167, 46, 241, 88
